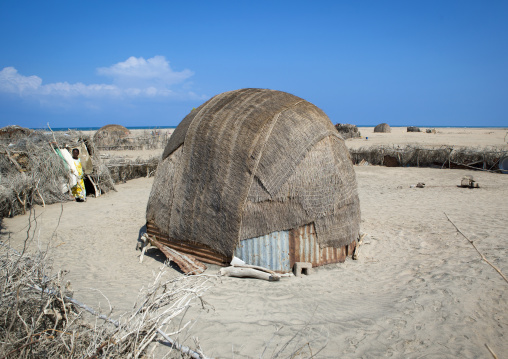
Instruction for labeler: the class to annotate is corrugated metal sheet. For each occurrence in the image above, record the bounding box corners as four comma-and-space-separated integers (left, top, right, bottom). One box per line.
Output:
289, 223, 321, 266
146, 221, 231, 266
236, 223, 356, 273
234, 230, 291, 272
147, 221, 356, 273
288, 223, 353, 267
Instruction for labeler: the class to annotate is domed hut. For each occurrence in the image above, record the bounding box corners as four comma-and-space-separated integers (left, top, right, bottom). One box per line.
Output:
93, 124, 130, 148
0, 125, 33, 143
374, 123, 391, 133
146, 88, 361, 272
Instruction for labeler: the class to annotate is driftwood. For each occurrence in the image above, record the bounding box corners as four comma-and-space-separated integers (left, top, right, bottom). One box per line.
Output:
233, 263, 277, 275
352, 233, 367, 260
220, 267, 281, 281
233, 264, 293, 277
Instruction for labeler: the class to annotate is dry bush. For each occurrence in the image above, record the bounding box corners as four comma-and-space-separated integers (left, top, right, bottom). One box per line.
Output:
0, 210, 216, 358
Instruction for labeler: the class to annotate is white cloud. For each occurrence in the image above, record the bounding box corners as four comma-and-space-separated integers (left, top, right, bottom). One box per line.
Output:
0, 56, 203, 101
97, 55, 193, 86
0, 67, 42, 94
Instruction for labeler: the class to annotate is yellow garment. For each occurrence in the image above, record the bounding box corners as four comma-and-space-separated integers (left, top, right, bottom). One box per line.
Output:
71, 158, 86, 200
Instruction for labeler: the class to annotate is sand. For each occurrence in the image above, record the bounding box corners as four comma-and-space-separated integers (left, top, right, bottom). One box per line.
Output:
2, 128, 508, 358
345, 126, 508, 149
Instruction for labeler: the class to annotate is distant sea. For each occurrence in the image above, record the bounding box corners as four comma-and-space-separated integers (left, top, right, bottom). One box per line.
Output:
32, 125, 507, 131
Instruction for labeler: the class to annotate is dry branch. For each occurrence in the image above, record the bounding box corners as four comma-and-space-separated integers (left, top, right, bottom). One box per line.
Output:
485, 343, 498, 359
444, 212, 508, 284
1, 215, 216, 358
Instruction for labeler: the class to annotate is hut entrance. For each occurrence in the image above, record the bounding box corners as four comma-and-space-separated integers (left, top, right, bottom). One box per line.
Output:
383, 155, 399, 167
83, 175, 101, 197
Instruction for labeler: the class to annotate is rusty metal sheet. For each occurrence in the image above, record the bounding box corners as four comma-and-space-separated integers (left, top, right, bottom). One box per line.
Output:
289, 223, 320, 266
289, 223, 354, 268
147, 221, 356, 273
146, 221, 231, 266
149, 237, 206, 275
235, 230, 291, 273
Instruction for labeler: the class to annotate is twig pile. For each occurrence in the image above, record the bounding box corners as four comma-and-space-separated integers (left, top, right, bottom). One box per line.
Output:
0, 226, 216, 358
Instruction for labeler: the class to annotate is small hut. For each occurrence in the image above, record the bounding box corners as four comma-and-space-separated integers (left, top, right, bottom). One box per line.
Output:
335, 123, 361, 139
146, 88, 361, 272
0, 129, 115, 218
374, 123, 391, 133
0, 125, 33, 142
93, 124, 130, 148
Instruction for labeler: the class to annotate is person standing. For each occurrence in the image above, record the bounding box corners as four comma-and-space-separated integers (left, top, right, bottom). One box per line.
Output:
71, 148, 86, 202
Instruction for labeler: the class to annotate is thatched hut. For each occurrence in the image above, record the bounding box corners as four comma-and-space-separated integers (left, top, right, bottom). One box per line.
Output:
335, 123, 361, 139
93, 124, 130, 148
0, 125, 33, 142
146, 88, 361, 272
374, 123, 391, 133
0, 130, 115, 218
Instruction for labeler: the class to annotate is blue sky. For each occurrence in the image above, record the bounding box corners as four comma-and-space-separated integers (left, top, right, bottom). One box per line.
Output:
1, 1, 507, 128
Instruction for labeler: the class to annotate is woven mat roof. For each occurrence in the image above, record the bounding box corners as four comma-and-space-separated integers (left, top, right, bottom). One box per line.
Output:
147, 88, 360, 256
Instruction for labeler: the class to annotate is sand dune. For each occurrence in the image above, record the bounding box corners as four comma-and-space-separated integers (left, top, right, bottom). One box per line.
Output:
2, 128, 507, 358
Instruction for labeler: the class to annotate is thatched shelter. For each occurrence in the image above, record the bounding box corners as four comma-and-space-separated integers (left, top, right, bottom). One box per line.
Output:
93, 124, 130, 148
335, 123, 361, 139
374, 123, 391, 133
0, 130, 115, 218
146, 88, 361, 272
0, 125, 33, 141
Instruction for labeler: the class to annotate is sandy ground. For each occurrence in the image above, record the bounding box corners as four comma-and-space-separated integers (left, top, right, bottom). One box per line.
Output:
2, 128, 508, 358
346, 126, 508, 149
